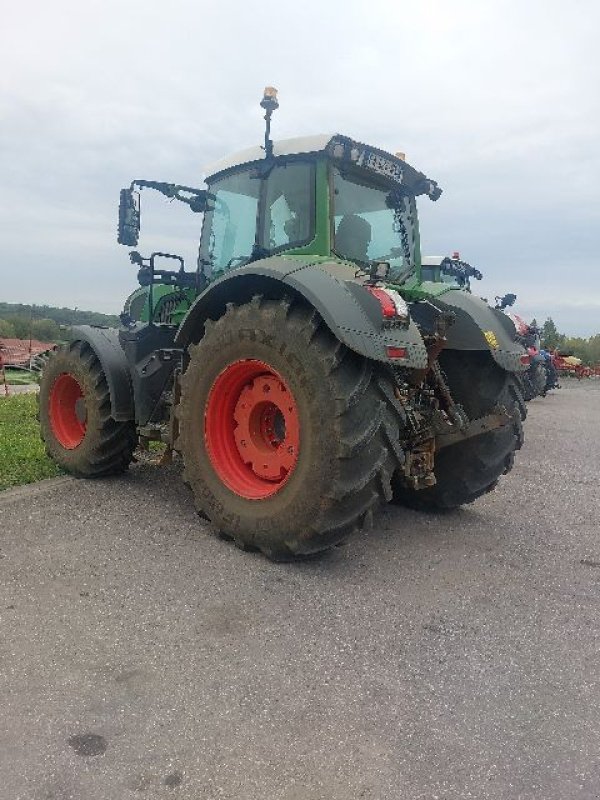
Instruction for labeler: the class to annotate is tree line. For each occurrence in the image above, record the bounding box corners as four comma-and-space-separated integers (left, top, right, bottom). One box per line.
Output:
1, 302, 598, 365
538, 318, 600, 365
0, 303, 119, 343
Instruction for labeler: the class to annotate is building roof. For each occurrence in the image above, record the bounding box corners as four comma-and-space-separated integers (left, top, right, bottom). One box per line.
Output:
0, 338, 55, 366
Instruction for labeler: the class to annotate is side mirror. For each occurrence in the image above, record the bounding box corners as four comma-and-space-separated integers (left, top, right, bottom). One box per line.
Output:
499, 293, 517, 309
118, 188, 140, 246
189, 192, 207, 213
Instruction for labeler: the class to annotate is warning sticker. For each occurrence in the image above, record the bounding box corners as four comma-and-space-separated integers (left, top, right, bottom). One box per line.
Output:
483, 330, 499, 349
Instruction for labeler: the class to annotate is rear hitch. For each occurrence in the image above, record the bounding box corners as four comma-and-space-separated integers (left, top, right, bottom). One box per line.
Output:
434, 407, 512, 450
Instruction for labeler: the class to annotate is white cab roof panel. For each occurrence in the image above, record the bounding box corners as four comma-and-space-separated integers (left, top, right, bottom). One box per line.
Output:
204, 134, 336, 179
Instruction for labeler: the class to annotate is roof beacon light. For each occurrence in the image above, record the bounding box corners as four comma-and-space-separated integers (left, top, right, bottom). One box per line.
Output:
260, 86, 279, 159
262, 86, 279, 104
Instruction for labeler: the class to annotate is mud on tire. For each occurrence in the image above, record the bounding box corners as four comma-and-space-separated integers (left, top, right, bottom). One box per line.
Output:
39, 341, 137, 477
177, 297, 403, 559
392, 350, 525, 510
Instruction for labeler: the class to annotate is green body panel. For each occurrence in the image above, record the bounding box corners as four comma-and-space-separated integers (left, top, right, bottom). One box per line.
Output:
123, 284, 196, 326
412, 212, 422, 276
396, 275, 457, 301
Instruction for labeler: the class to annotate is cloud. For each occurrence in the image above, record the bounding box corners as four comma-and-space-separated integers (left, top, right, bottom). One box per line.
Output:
1, 0, 599, 334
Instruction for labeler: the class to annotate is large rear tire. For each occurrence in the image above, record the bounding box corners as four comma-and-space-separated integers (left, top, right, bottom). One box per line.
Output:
531, 361, 547, 398
521, 361, 546, 400
39, 341, 137, 477
177, 297, 402, 559
392, 350, 525, 510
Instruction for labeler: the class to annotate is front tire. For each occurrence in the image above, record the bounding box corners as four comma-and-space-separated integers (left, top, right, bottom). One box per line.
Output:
392, 350, 525, 510
39, 341, 137, 477
177, 297, 402, 559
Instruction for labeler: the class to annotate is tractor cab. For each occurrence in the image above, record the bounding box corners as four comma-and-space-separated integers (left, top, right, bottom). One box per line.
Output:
417, 252, 483, 293
117, 88, 443, 326
198, 131, 442, 284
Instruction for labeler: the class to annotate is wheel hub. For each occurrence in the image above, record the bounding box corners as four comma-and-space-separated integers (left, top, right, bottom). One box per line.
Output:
204, 360, 300, 500
233, 375, 298, 481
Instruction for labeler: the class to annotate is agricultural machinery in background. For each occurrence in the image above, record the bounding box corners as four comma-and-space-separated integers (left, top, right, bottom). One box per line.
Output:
552, 352, 599, 380
494, 293, 557, 398
39, 88, 529, 559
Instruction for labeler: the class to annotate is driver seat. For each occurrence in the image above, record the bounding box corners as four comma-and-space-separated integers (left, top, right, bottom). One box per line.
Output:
335, 214, 371, 263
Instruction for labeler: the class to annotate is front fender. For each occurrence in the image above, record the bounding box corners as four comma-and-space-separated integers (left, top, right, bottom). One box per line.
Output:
176, 257, 428, 368
429, 291, 527, 372
71, 326, 134, 421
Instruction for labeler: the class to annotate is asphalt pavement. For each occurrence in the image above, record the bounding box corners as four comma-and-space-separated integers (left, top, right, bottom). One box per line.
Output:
1, 381, 599, 800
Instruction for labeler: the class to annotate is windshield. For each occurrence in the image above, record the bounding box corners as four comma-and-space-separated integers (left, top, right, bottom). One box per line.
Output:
332, 167, 418, 278
199, 162, 315, 276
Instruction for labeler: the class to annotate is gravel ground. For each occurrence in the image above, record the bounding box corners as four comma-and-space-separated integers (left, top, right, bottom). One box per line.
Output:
1, 381, 599, 800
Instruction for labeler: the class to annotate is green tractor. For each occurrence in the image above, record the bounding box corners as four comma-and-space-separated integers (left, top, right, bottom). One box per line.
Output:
39, 88, 527, 559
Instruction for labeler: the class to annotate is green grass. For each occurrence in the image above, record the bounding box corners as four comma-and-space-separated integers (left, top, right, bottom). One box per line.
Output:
0, 394, 63, 490
3, 369, 38, 385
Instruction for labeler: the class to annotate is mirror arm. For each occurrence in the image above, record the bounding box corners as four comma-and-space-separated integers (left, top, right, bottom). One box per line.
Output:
131, 180, 208, 212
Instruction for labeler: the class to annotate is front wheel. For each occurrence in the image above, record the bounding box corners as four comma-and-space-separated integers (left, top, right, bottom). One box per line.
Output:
39, 341, 137, 477
177, 297, 402, 559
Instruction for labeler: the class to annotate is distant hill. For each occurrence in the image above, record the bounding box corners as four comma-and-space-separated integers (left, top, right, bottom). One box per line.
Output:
0, 302, 119, 328
0, 302, 119, 342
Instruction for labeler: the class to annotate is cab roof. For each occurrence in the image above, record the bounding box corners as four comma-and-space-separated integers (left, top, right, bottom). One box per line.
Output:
204, 134, 335, 180
203, 133, 442, 201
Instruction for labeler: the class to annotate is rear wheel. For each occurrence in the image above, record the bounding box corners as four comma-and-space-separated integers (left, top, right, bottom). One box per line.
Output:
39, 341, 137, 477
521, 361, 546, 400
392, 350, 525, 510
177, 297, 402, 559
531, 361, 547, 397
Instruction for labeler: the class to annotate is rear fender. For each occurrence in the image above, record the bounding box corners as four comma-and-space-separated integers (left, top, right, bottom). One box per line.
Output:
175, 257, 428, 368
428, 291, 528, 372
71, 326, 134, 421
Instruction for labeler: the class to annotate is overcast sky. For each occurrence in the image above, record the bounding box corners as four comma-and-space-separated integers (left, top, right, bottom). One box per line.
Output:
2, 0, 599, 334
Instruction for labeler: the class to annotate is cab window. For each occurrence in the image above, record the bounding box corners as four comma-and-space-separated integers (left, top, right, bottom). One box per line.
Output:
202, 170, 260, 273
332, 167, 417, 274
200, 161, 315, 275
261, 162, 314, 252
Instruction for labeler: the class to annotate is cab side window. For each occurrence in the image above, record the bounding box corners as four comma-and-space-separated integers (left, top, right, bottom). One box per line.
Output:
205, 170, 259, 272
261, 162, 314, 252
